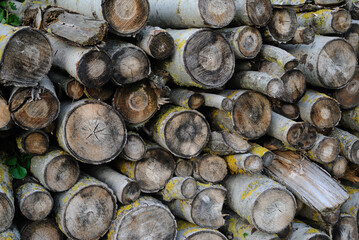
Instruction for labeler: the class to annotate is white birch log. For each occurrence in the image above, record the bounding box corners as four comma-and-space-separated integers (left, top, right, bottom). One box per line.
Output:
307, 133, 340, 164
249, 143, 275, 167
160, 176, 197, 202
330, 127, 359, 164
200, 93, 233, 111
169, 88, 204, 110
331, 67, 359, 109
120, 131, 146, 161
20, 218, 63, 240
225, 153, 263, 174
321, 155, 348, 178
176, 220, 227, 240
48, 70, 84, 100
288, 27, 315, 45
203, 131, 250, 156
232, 0, 272, 27
340, 106, 359, 132
260, 45, 298, 71
289, 220, 330, 240
332, 213, 359, 240
344, 20, 359, 55
0, 162, 15, 232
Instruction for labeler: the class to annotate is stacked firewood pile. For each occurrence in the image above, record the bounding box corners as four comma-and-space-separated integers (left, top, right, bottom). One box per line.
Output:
1, 0, 359, 239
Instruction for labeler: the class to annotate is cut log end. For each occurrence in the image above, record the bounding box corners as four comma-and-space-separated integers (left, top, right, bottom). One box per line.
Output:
0, 194, 14, 232
285, 59, 299, 71
287, 123, 317, 150
149, 32, 174, 60
267, 77, 284, 99
84, 84, 115, 101
195, 154, 228, 183
175, 159, 193, 177
233, 91, 272, 139
198, 0, 235, 28
331, 156, 348, 178
236, 26, 262, 58
21, 191, 53, 221
253, 188, 296, 233
245, 155, 264, 173
221, 98, 233, 111
268, 8, 297, 43
1, 28, 52, 87
246, 0, 272, 27
45, 155, 80, 192
22, 131, 49, 155
333, 73, 359, 109
188, 94, 205, 110
332, 10, 352, 33
77, 50, 112, 88
122, 134, 146, 161
299, 27, 315, 45
21, 219, 63, 240
181, 178, 197, 199
281, 69, 306, 103
102, 0, 149, 36
122, 181, 141, 204
183, 232, 226, 240
311, 98, 341, 129
164, 111, 210, 158
317, 137, 340, 163
67, 80, 84, 100
318, 39, 357, 89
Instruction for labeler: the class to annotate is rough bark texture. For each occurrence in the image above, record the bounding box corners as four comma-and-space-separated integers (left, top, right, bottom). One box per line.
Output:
160, 176, 197, 202
0, 162, 15, 232
290, 220, 330, 240
225, 153, 263, 174
260, 45, 298, 71
330, 127, 359, 164
176, 220, 227, 240
232, 0, 272, 27
203, 131, 250, 156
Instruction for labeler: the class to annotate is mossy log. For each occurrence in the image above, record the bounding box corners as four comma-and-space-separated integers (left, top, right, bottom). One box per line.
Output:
176, 220, 227, 240
160, 176, 197, 202
330, 127, 359, 164
0, 224, 20, 240
225, 173, 296, 234
224, 153, 263, 175
203, 131, 250, 155
290, 220, 330, 240
192, 154, 227, 183
16, 130, 49, 156
249, 143, 274, 167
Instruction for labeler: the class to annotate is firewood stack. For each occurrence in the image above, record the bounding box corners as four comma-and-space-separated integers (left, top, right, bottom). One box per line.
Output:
0, 0, 359, 239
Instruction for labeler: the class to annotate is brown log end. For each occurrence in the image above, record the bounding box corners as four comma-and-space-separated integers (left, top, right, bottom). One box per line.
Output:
121, 181, 141, 204
233, 91, 272, 139
331, 156, 348, 178
301, 27, 315, 45
236, 26, 262, 58
311, 98, 341, 129
333, 71, 359, 109
20, 191, 53, 221
316, 137, 340, 163
245, 155, 264, 173
10, 88, 60, 130
77, 50, 112, 88
66, 80, 84, 100
175, 159, 193, 177
194, 154, 228, 183
21, 130, 49, 155
44, 155, 80, 192
113, 81, 158, 125
188, 93, 205, 110
317, 39, 357, 89
287, 122, 317, 150
112, 46, 150, 85
1, 28, 52, 87
246, 0, 272, 27
84, 84, 115, 101
102, 0, 149, 36
332, 9, 351, 34
149, 32, 174, 60
0, 193, 14, 232
198, 0, 235, 28
21, 219, 63, 240
122, 134, 146, 161
63, 100, 127, 164
184, 30, 235, 88
191, 188, 226, 229
181, 178, 197, 199
164, 110, 210, 158
0, 97, 11, 129
135, 148, 175, 193
284, 59, 299, 71
281, 69, 306, 103
267, 8, 297, 42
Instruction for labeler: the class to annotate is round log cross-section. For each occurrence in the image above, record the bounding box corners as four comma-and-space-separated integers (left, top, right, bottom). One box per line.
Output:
54, 174, 116, 240
149, 105, 210, 158
16, 130, 49, 156
232, 0, 272, 27
20, 218, 63, 240
266, 8, 297, 43
176, 220, 227, 240
57, 99, 127, 164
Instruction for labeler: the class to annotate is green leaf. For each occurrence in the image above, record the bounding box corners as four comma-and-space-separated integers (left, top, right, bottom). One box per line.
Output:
0, 8, 4, 22
8, 14, 19, 26
8, 2, 17, 10
10, 166, 27, 179
243, 233, 248, 238
0, 1, 7, 8
5, 156, 17, 166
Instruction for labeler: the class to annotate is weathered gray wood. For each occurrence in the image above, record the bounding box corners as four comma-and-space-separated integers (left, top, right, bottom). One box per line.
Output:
200, 93, 233, 111
0, 92, 12, 131
260, 45, 298, 71
321, 155, 347, 178
331, 67, 359, 109
20, 218, 63, 240
340, 106, 359, 132
344, 20, 359, 55
176, 220, 227, 240
299, 204, 340, 227
16, 130, 49, 156
330, 128, 359, 164
332, 213, 359, 240
169, 88, 204, 110
225, 153, 263, 174
225, 174, 296, 234
192, 154, 228, 183
0, 224, 20, 240
48, 70, 84, 100
289, 220, 330, 240
232, 0, 272, 27
107, 196, 176, 240
175, 159, 193, 177
249, 143, 274, 167
264, 8, 297, 43
160, 176, 197, 201
203, 131, 250, 156
54, 174, 116, 240
341, 185, 359, 225
57, 99, 127, 164
0, 162, 15, 232
307, 133, 340, 164
120, 131, 146, 161
270, 98, 300, 120
288, 27, 315, 45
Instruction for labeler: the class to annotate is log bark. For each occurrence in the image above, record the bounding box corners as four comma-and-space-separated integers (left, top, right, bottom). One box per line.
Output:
148, 105, 210, 158
200, 93, 233, 111
276, 224, 293, 240
175, 159, 193, 177
344, 20, 359, 55
258, 61, 306, 103
83, 83, 115, 101
54, 174, 116, 240
0, 162, 15, 232
99, 40, 150, 86
0, 92, 12, 131
176, 220, 227, 240
306, 133, 340, 164
203, 131, 250, 155
281, 36, 357, 89
0, 24, 52, 87
47, 0, 149, 36
271, 0, 306, 6
225, 174, 296, 234
260, 45, 299, 71
0, 224, 20, 240
86, 165, 140, 204
115, 143, 175, 193
331, 67, 359, 109
162, 29, 235, 89
298, 204, 340, 226
148, 0, 235, 28
160, 176, 197, 202
107, 196, 176, 240
9, 76, 60, 130
216, 26, 262, 59
321, 155, 348, 178
135, 25, 174, 59
297, 9, 351, 35
314, 0, 346, 5
340, 106, 359, 132
249, 143, 274, 167
192, 154, 228, 183
223, 212, 280, 240
348, 0, 359, 19
113, 81, 158, 127
229, 71, 284, 99
16, 130, 49, 155
31, 149, 80, 192
290, 220, 330, 240
169, 88, 205, 110
266, 112, 317, 150
56, 99, 127, 164
288, 27, 315, 45
341, 185, 359, 220
266, 151, 349, 214
232, 0, 272, 27
270, 98, 300, 120
15, 181, 53, 221
169, 182, 226, 229
225, 153, 263, 174
209, 90, 272, 139
46, 34, 112, 88
120, 131, 146, 161
332, 213, 359, 240
20, 218, 63, 240
48, 70, 84, 100
263, 8, 297, 43
330, 128, 359, 164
